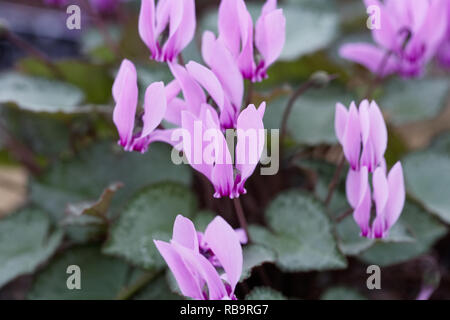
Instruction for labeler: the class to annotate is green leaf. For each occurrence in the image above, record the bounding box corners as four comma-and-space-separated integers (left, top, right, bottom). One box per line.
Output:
250, 190, 347, 272
28, 246, 129, 299
103, 182, 197, 269
0, 73, 84, 113
358, 202, 447, 267
404, 149, 450, 224
265, 87, 354, 146
241, 245, 276, 281
18, 58, 114, 104
132, 272, 182, 300
246, 287, 287, 300
30, 141, 192, 222
279, 2, 339, 61
380, 77, 449, 125
0, 208, 63, 288
321, 286, 367, 300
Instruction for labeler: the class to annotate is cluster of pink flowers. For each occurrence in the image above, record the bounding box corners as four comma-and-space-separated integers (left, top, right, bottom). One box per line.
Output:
340, 0, 450, 78
335, 100, 405, 239
113, 0, 285, 300
113, 0, 285, 199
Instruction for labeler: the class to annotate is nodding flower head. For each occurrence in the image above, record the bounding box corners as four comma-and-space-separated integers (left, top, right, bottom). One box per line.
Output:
335, 100, 387, 172
138, 0, 196, 63
112, 59, 173, 153
215, 0, 286, 82
154, 215, 245, 300
180, 102, 266, 199
340, 0, 448, 78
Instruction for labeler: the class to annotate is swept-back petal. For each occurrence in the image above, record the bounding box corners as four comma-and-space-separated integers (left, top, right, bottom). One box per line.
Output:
169, 63, 205, 116
186, 61, 225, 110
112, 59, 138, 149
339, 43, 398, 78
141, 81, 166, 137
368, 101, 387, 167
172, 242, 228, 300
255, 8, 285, 69
172, 214, 199, 251
343, 102, 361, 170
218, 0, 241, 57
385, 162, 405, 230
235, 103, 265, 195
372, 166, 388, 217
154, 240, 203, 300
139, 0, 159, 59
204, 216, 243, 292
335, 102, 348, 144
352, 166, 372, 237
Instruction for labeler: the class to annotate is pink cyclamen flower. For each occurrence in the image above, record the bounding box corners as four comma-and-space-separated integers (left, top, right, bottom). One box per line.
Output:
216, 0, 286, 82
346, 162, 405, 238
340, 0, 448, 78
437, 0, 450, 67
335, 100, 387, 172
139, 0, 196, 63
167, 61, 243, 130
112, 59, 174, 153
180, 102, 266, 198
154, 215, 244, 300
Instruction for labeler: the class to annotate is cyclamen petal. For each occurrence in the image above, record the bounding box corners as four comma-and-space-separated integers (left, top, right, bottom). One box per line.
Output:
112, 59, 138, 150
235, 103, 266, 195
343, 103, 361, 170
141, 82, 167, 137
384, 162, 405, 230
153, 240, 204, 299
204, 216, 243, 293
112, 59, 171, 153
255, 7, 286, 80
172, 215, 199, 252
139, 0, 196, 62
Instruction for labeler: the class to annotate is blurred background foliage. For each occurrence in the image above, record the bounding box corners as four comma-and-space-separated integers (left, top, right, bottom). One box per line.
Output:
0, 0, 449, 300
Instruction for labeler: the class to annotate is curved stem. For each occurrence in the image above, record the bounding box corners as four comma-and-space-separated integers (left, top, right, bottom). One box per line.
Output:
334, 208, 353, 223
81, 0, 120, 58
3, 30, 63, 79
233, 197, 251, 242
245, 80, 254, 107
280, 74, 338, 159
324, 153, 345, 208
365, 50, 393, 99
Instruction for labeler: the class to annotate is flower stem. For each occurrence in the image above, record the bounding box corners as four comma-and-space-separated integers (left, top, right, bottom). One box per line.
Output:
280, 73, 338, 159
334, 208, 353, 223
81, 0, 120, 59
245, 80, 254, 107
365, 50, 393, 99
2, 29, 63, 79
324, 153, 346, 208
233, 197, 251, 242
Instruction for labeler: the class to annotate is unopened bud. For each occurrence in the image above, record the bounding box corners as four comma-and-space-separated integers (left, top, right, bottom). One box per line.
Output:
310, 71, 337, 88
